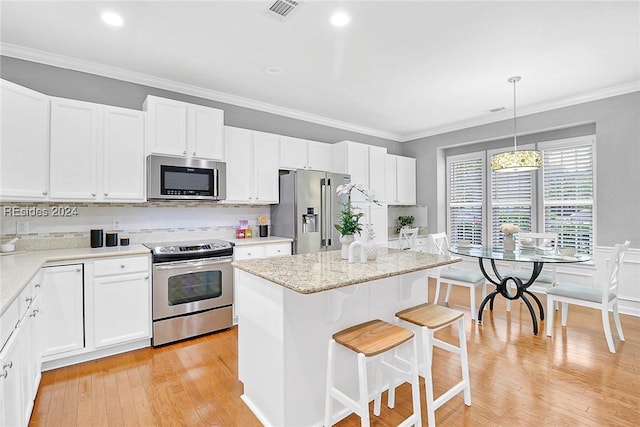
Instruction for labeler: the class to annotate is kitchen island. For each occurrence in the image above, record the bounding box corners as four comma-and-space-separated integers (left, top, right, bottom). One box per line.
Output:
232, 248, 459, 427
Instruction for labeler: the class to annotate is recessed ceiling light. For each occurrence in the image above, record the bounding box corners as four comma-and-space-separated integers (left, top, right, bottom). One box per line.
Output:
101, 11, 124, 27
265, 66, 283, 75
330, 11, 350, 27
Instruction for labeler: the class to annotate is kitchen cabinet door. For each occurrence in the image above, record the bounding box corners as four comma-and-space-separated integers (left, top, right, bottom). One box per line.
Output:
49, 98, 100, 200
0, 80, 50, 201
253, 131, 279, 203
188, 104, 224, 160
41, 264, 85, 357
307, 141, 332, 172
279, 136, 309, 170
396, 155, 416, 205
224, 127, 253, 201
144, 95, 188, 156
93, 273, 150, 348
103, 106, 145, 201
0, 330, 23, 427
385, 154, 398, 204
368, 145, 387, 202
353, 202, 388, 246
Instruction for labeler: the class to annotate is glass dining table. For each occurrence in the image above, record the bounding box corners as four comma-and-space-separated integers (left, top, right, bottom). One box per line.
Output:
448, 244, 591, 335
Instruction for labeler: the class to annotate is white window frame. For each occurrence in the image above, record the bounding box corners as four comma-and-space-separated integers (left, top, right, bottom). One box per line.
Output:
446, 152, 486, 245
537, 135, 596, 252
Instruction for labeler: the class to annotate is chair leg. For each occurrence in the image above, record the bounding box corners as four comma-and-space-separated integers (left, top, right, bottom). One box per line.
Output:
373, 356, 383, 416
357, 353, 370, 427
545, 296, 554, 337
434, 278, 442, 304
421, 326, 436, 427
457, 317, 471, 406
409, 338, 422, 427
444, 283, 453, 303
612, 302, 625, 342
561, 302, 569, 326
469, 286, 477, 321
601, 307, 616, 353
324, 339, 336, 427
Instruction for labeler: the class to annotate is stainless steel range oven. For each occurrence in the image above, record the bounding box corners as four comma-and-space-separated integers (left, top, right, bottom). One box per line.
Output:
144, 240, 234, 346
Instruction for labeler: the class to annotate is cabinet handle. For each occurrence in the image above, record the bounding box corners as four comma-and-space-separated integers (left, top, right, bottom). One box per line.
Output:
0, 370, 7, 379
104, 192, 109, 196
183, 150, 187, 155
192, 151, 196, 156
25, 296, 32, 304
2, 361, 12, 370
91, 192, 96, 197
76, 268, 82, 273
121, 264, 126, 268
35, 283, 41, 288
42, 191, 48, 195
247, 252, 252, 256
30, 309, 39, 318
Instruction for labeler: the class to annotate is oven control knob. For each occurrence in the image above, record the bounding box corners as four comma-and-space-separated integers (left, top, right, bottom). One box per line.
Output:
157, 248, 165, 253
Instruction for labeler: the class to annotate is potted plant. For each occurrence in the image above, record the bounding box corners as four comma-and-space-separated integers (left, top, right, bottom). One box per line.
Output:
396, 215, 415, 233
335, 183, 378, 259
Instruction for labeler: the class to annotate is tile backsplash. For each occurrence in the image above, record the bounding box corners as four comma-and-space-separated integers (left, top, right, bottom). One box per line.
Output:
1, 201, 271, 250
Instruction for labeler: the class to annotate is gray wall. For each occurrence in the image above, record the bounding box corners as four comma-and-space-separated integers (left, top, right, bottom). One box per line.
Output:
403, 91, 640, 248
0, 56, 403, 153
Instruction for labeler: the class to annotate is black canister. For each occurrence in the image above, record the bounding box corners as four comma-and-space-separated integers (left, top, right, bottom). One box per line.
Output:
120, 237, 130, 246
259, 225, 268, 237
90, 229, 104, 248
106, 232, 118, 247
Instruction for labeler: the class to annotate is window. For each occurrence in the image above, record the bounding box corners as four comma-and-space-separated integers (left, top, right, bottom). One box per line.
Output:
446, 135, 595, 254
489, 145, 535, 247
540, 138, 594, 254
447, 154, 484, 245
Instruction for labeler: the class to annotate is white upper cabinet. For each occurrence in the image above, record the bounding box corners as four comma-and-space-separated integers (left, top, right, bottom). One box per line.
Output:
49, 98, 100, 200
279, 136, 332, 172
103, 106, 145, 201
144, 95, 224, 160
0, 80, 50, 201
332, 141, 387, 202
385, 154, 416, 205
49, 98, 145, 202
224, 127, 279, 204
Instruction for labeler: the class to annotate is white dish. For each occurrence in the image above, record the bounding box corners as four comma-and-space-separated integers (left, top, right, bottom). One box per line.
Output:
457, 241, 471, 247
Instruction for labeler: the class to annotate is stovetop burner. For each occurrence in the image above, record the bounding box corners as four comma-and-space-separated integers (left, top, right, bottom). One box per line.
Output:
144, 239, 234, 262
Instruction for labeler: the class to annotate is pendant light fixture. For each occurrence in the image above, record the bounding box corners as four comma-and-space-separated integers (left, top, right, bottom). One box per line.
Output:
491, 76, 542, 173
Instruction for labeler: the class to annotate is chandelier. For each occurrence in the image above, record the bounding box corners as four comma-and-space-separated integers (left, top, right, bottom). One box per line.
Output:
491, 76, 542, 173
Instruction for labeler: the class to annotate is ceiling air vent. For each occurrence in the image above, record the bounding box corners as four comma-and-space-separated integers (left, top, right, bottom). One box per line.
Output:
268, 0, 300, 18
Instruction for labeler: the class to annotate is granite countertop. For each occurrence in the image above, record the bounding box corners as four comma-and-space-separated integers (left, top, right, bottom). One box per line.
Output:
0, 245, 150, 316
232, 247, 460, 294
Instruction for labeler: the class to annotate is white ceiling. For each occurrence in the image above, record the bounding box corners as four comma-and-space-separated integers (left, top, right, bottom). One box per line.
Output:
1, 1, 639, 141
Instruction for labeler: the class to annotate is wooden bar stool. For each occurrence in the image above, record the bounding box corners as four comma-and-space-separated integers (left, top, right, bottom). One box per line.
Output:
395, 303, 471, 427
324, 319, 422, 427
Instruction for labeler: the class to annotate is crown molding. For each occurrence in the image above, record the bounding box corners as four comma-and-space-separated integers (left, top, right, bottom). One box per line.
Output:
400, 81, 640, 142
0, 43, 403, 142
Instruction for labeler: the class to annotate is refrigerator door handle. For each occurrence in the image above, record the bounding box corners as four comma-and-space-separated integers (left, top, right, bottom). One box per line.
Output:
320, 179, 327, 247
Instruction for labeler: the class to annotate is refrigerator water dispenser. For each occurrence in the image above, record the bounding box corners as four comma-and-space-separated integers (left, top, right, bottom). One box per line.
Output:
302, 208, 318, 233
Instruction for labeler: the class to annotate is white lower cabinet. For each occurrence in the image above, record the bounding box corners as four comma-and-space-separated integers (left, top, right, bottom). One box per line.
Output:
0, 271, 43, 427
91, 257, 151, 349
41, 264, 85, 357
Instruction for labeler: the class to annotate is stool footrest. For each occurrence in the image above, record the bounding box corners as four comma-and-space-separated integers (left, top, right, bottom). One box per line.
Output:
433, 380, 469, 410
433, 337, 462, 354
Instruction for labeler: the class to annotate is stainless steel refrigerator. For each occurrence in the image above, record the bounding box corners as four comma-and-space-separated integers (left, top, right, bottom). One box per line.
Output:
271, 170, 350, 254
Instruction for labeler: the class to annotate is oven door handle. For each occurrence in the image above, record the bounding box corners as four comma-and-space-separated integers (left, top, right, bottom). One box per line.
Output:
153, 256, 233, 269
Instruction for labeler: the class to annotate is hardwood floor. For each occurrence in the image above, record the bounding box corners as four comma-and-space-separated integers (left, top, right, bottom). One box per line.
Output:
30, 282, 640, 426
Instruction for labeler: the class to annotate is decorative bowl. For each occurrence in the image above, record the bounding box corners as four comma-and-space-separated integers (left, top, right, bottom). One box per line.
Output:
558, 247, 576, 256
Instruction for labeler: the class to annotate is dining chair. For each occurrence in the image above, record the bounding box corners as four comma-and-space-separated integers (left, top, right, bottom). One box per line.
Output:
398, 227, 419, 250
429, 232, 487, 320
506, 232, 559, 312
545, 240, 630, 353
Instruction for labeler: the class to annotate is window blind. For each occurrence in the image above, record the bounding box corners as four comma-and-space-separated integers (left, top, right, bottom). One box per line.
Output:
448, 156, 483, 244
490, 169, 533, 246
542, 143, 594, 254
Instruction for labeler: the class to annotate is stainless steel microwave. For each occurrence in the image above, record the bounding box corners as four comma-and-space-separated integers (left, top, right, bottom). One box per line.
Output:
147, 155, 226, 201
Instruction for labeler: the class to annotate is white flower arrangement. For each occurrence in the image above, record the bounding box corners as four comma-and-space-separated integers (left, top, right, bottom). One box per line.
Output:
335, 184, 380, 236
500, 223, 521, 235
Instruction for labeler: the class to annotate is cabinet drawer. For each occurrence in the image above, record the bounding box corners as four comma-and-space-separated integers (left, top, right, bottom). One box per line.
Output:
93, 256, 149, 276
265, 243, 291, 258
234, 246, 264, 260
0, 300, 19, 352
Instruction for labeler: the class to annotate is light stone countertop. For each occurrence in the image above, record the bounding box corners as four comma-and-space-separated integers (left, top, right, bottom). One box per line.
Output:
232, 247, 460, 294
0, 245, 150, 316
